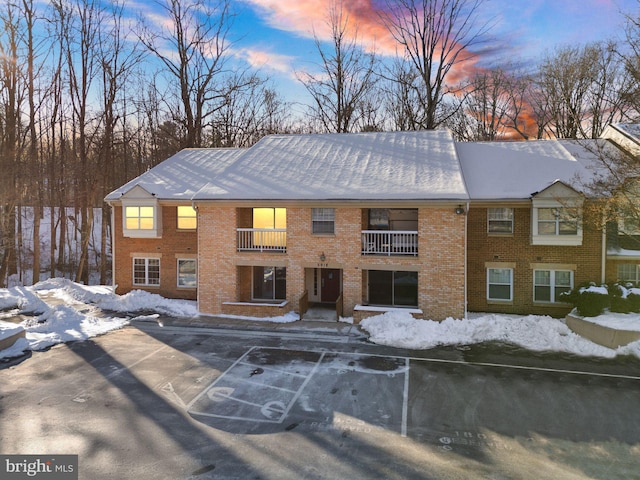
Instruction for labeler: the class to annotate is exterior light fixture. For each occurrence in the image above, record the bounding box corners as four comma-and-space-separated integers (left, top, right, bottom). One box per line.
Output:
320, 252, 326, 262
455, 206, 465, 215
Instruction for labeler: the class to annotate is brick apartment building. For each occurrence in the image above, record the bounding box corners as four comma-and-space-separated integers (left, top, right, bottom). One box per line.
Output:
105, 125, 640, 322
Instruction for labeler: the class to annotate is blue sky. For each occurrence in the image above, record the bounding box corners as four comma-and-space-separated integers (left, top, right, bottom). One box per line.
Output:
135, 0, 639, 112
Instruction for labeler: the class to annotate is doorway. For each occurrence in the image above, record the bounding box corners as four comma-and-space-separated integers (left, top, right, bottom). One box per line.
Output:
320, 268, 341, 303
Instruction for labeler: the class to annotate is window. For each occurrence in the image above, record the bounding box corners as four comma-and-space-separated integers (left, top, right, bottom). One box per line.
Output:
177, 259, 196, 288
253, 266, 286, 300
618, 264, 640, 283
532, 204, 582, 246
534, 270, 573, 303
368, 270, 418, 307
487, 268, 513, 301
312, 208, 335, 234
177, 206, 197, 229
253, 208, 286, 229
537, 208, 578, 236
122, 201, 160, 238
133, 258, 160, 286
487, 208, 513, 234
125, 206, 155, 230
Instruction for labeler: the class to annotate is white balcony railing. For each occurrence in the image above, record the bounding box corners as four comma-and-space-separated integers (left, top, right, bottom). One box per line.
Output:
237, 228, 286, 252
362, 230, 418, 256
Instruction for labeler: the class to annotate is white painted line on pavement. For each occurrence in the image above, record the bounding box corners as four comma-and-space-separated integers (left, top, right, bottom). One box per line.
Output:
401, 357, 409, 438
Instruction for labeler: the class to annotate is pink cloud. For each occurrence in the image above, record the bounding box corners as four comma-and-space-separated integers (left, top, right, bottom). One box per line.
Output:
244, 0, 398, 54
238, 48, 297, 77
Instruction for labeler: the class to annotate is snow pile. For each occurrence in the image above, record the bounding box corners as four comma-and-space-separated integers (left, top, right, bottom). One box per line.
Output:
0, 286, 48, 314
360, 310, 640, 359
3, 279, 640, 362
219, 311, 299, 323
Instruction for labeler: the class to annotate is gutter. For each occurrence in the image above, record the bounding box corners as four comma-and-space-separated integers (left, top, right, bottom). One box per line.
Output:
601, 223, 607, 284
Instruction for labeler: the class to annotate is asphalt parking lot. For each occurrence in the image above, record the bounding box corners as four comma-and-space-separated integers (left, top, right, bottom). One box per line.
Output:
1, 322, 639, 479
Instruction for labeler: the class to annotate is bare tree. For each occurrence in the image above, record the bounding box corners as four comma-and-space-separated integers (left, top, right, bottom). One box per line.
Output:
139, 0, 256, 148
537, 42, 634, 139
380, 0, 493, 130
0, 2, 24, 286
298, 1, 379, 133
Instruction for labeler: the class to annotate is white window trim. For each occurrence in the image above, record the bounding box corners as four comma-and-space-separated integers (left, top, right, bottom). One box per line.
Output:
487, 208, 514, 235
122, 199, 161, 238
133, 257, 160, 286
531, 199, 582, 246
177, 258, 197, 288
533, 269, 573, 304
486, 268, 513, 302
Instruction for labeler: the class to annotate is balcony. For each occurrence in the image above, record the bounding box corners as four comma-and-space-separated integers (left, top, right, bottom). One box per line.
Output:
362, 230, 418, 256
237, 228, 287, 253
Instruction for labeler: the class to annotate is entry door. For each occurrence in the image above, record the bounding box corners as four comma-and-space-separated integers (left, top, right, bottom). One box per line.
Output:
320, 269, 341, 302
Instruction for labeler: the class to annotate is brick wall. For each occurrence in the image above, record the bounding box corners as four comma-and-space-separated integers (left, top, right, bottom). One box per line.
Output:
466, 206, 603, 317
193, 205, 466, 321
112, 205, 198, 300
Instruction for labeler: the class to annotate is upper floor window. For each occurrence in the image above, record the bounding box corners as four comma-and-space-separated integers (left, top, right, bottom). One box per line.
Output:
177, 206, 197, 230
487, 208, 513, 234
126, 206, 155, 230
123, 201, 160, 238
253, 208, 286, 229
312, 208, 335, 234
537, 207, 579, 236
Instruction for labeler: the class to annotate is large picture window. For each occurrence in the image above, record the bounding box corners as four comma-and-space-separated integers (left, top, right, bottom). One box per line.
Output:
368, 270, 418, 307
534, 269, 573, 303
253, 266, 286, 301
487, 268, 513, 301
133, 258, 160, 286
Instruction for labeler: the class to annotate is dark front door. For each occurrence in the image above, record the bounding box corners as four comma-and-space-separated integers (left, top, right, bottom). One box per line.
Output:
321, 269, 341, 303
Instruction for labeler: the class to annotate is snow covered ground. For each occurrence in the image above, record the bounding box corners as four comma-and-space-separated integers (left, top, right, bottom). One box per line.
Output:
1, 279, 640, 361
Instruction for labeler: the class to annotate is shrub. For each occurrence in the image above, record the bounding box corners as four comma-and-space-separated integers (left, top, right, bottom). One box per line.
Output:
560, 282, 609, 317
608, 283, 631, 313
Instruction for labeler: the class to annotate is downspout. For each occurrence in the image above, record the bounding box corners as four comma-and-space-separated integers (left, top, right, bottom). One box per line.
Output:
464, 201, 469, 319
109, 202, 116, 291
601, 221, 607, 285
192, 200, 200, 314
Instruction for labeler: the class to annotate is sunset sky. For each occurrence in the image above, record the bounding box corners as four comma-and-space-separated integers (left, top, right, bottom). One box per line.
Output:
136, 0, 639, 113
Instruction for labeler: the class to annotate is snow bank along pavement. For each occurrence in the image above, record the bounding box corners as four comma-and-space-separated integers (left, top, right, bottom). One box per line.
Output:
1, 279, 640, 361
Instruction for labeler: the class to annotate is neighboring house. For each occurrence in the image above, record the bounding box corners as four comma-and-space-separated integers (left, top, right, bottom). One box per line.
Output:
105, 126, 640, 322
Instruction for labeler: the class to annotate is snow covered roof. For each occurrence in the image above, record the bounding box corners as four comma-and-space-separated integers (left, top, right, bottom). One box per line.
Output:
193, 130, 468, 201
106, 126, 640, 204
456, 139, 606, 200
104, 148, 244, 201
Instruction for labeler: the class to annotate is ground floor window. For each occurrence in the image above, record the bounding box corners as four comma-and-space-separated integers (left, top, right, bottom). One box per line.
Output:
368, 270, 418, 307
253, 266, 286, 300
618, 264, 640, 283
533, 269, 573, 303
133, 258, 160, 286
487, 268, 513, 301
177, 259, 197, 288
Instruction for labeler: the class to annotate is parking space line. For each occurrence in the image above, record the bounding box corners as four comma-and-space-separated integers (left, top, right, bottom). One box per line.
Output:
187, 346, 325, 423
402, 357, 409, 438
